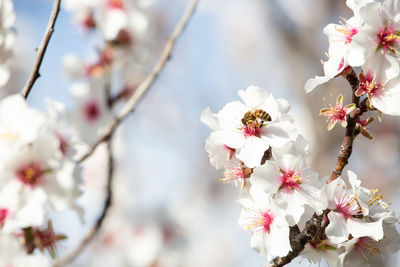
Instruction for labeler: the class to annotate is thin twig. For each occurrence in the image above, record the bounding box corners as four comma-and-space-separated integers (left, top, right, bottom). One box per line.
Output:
53, 137, 115, 267
77, 0, 199, 163
21, 0, 61, 99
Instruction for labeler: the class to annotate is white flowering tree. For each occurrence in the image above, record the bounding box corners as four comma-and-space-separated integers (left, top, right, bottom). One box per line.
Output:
203, 0, 400, 266
2, 0, 400, 266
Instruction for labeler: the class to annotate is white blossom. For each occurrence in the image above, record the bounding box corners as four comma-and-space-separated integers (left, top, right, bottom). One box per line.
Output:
208, 86, 297, 168
238, 188, 291, 260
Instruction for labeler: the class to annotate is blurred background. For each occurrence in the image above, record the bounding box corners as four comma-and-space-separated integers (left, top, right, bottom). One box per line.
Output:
7, 0, 400, 266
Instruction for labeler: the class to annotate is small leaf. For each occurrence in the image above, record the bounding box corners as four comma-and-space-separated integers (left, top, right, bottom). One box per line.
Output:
360, 127, 373, 140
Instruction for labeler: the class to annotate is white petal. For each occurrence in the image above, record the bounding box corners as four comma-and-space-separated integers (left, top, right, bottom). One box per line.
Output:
250, 162, 281, 194
347, 29, 372, 66
200, 107, 220, 131
371, 77, 400, 115
250, 231, 271, 260
326, 212, 349, 244
218, 101, 247, 130
347, 218, 384, 241
269, 224, 291, 257
262, 121, 297, 148
236, 137, 269, 168
210, 131, 245, 149
305, 76, 331, 93
238, 85, 270, 109
359, 2, 384, 29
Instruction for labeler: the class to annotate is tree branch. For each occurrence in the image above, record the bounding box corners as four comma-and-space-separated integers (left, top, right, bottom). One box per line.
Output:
267, 214, 325, 267
21, 0, 61, 99
266, 68, 365, 266
77, 0, 199, 163
53, 137, 114, 267
327, 67, 360, 183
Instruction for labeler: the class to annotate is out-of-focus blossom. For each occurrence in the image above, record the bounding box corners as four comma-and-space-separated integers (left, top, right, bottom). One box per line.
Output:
0, 233, 50, 267
68, 80, 112, 145
0, 95, 82, 231
0, 0, 15, 87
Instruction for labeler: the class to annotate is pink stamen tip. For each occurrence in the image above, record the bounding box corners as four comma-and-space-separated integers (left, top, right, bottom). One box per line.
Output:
247, 209, 274, 233
335, 22, 358, 44
335, 190, 360, 219
242, 122, 262, 137
377, 25, 400, 53
358, 71, 383, 97
280, 169, 303, 191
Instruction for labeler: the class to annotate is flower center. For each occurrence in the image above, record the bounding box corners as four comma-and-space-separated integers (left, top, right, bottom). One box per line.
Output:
280, 169, 303, 191
16, 162, 46, 186
335, 22, 358, 44
356, 72, 383, 98
241, 119, 263, 137
83, 100, 101, 122
377, 25, 400, 54
335, 186, 361, 219
247, 209, 274, 233
332, 105, 347, 121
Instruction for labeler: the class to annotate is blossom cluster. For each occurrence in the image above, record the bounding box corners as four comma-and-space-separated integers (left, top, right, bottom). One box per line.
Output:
0, 95, 82, 265
306, 0, 400, 116
62, 0, 157, 145
202, 85, 400, 266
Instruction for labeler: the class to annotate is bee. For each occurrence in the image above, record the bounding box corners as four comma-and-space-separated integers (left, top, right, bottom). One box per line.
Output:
241, 109, 271, 127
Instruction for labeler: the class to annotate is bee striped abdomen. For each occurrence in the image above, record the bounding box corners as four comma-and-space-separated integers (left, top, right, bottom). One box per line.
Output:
254, 109, 271, 122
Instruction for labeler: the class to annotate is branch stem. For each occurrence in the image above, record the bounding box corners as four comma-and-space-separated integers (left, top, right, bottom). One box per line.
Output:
53, 138, 114, 267
21, 0, 61, 99
77, 0, 199, 163
327, 67, 360, 183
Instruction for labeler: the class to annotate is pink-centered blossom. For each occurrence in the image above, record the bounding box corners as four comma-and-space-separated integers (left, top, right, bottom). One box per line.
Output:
238, 188, 291, 260
205, 86, 297, 168
348, 1, 400, 81
339, 220, 400, 267
250, 152, 323, 226
356, 65, 400, 115
356, 71, 383, 98
322, 172, 395, 245
304, 0, 372, 93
